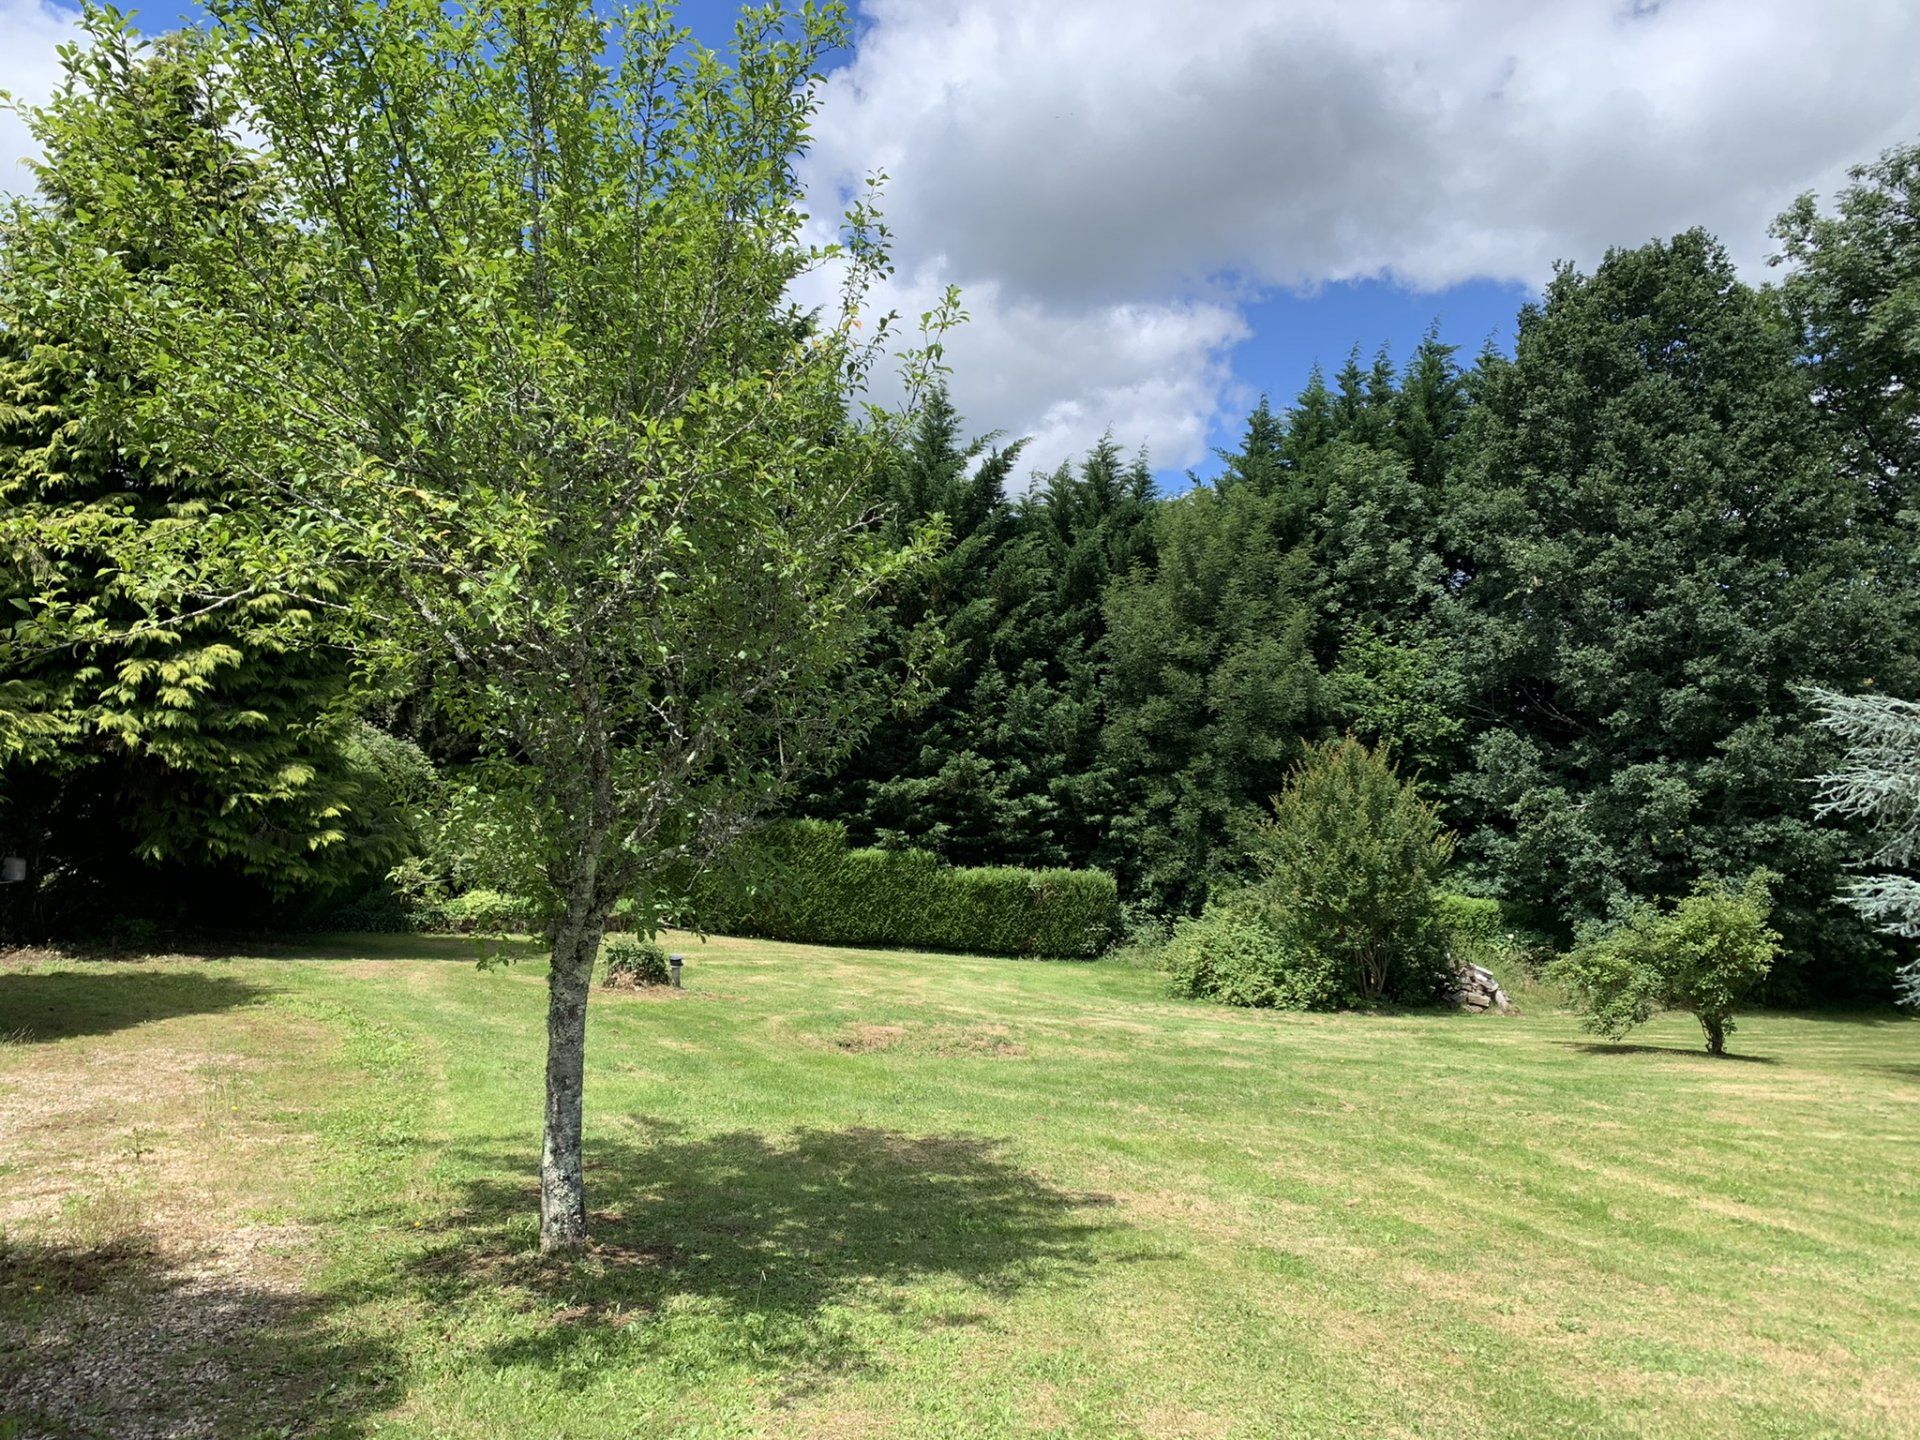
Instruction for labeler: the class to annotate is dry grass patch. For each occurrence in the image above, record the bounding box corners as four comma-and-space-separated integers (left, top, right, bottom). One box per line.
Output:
821, 1020, 1028, 1057
0, 959, 395, 1436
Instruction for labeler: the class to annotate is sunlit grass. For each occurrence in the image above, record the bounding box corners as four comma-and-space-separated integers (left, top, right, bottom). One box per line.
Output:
3, 933, 1917, 1438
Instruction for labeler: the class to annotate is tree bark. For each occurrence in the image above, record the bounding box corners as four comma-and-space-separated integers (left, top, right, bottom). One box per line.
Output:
1701, 1014, 1727, 1057
539, 917, 602, 1252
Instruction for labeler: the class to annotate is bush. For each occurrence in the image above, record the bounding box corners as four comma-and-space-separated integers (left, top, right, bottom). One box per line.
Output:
1435, 893, 1504, 953
1106, 904, 1175, 969
1246, 737, 1456, 1006
682, 820, 1119, 958
600, 933, 671, 988
1547, 871, 1781, 1055
440, 888, 536, 935
1435, 892, 1555, 976
1163, 894, 1344, 1009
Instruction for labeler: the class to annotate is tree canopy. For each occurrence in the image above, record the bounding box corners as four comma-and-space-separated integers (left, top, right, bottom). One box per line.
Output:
9, 0, 939, 1249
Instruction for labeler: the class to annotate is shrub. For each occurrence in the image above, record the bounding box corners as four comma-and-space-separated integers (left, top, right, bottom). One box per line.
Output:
1435, 893, 1504, 953
1247, 737, 1455, 1005
1163, 894, 1343, 1009
1106, 904, 1175, 970
1435, 892, 1555, 977
440, 888, 535, 935
682, 819, 1119, 958
1547, 871, 1781, 1056
600, 933, 671, 988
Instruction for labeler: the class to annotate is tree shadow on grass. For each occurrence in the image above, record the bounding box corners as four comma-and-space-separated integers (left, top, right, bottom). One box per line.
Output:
255, 933, 549, 965
0, 1235, 398, 1438
0, 970, 265, 1044
1557, 1041, 1779, 1065
392, 1123, 1123, 1393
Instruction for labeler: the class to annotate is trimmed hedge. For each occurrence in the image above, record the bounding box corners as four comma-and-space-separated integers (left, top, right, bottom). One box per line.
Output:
439, 887, 537, 935
683, 820, 1119, 958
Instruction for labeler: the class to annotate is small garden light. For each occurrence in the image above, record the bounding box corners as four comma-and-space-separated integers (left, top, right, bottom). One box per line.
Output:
1, 856, 25, 885
668, 953, 684, 988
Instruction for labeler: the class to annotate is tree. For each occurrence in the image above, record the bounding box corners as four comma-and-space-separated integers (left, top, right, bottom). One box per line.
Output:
1440, 231, 1910, 997
0, 33, 391, 937
1101, 477, 1318, 911
988, 436, 1157, 871
18, 2, 933, 1250
799, 388, 1034, 859
1773, 141, 1920, 524
1214, 394, 1288, 495
1809, 688, 1920, 1004
1319, 624, 1464, 779
1282, 363, 1338, 464
1247, 736, 1455, 1006
1391, 325, 1469, 488
1547, 872, 1780, 1056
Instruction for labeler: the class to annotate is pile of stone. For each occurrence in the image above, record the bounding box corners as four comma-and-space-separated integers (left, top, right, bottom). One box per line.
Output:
1450, 962, 1511, 1013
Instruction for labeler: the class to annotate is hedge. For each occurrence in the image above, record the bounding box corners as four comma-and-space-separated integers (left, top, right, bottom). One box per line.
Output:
1435, 891, 1556, 970
681, 820, 1119, 958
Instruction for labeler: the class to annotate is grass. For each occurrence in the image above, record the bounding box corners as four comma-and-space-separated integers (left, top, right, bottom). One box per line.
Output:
1, 932, 1917, 1438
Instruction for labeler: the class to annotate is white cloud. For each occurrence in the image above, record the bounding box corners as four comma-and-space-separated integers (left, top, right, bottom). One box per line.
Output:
867, 264, 1247, 475
0, 1, 1913, 476
804, 0, 1920, 473
0, 1, 79, 198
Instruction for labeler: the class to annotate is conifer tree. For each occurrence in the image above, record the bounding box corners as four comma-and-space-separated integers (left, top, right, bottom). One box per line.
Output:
1810, 688, 1920, 1004
1443, 230, 1910, 995
0, 33, 375, 930
1283, 364, 1339, 466
1391, 325, 1468, 487
1214, 395, 1288, 496
1101, 478, 1319, 911
801, 389, 1032, 858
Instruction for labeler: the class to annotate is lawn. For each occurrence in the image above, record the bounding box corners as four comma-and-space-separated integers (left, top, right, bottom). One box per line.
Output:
1, 933, 1917, 1439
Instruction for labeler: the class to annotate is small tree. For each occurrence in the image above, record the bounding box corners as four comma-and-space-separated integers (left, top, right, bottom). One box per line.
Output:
1247, 736, 1454, 1005
1548, 873, 1780, 1056
1810, 688, 1920, 1004
15, 2, 938, 1250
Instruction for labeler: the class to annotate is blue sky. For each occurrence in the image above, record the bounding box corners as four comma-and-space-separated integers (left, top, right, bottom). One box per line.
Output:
1201, 280, 1526, 481
5, 0, 1914, 489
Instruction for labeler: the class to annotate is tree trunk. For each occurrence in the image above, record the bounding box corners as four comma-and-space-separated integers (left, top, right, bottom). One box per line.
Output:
539, 917, 602, 1252
1701, 1014, 1727, 1057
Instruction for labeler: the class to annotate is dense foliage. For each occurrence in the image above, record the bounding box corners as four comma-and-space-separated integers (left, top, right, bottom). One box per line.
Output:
600, 933, 672, 989
1250, 738, 1455, 1004
1810, 689, 1920, 1004
1101, 477, 1318, 912
0, 39, 394, 937
685, 819, 1119, 958
1443, 232, 1906, 999
1548, 873, 1781, 1056
8, 10, 1920, 1026
1165, 738, 1453, 1010
1162, 897, 1306, 1009
788, 170, 1920, 1006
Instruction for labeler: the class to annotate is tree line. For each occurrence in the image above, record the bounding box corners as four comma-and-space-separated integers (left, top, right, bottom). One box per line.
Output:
4, 12, 1920, 1016
801, 179, 1920, 1004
